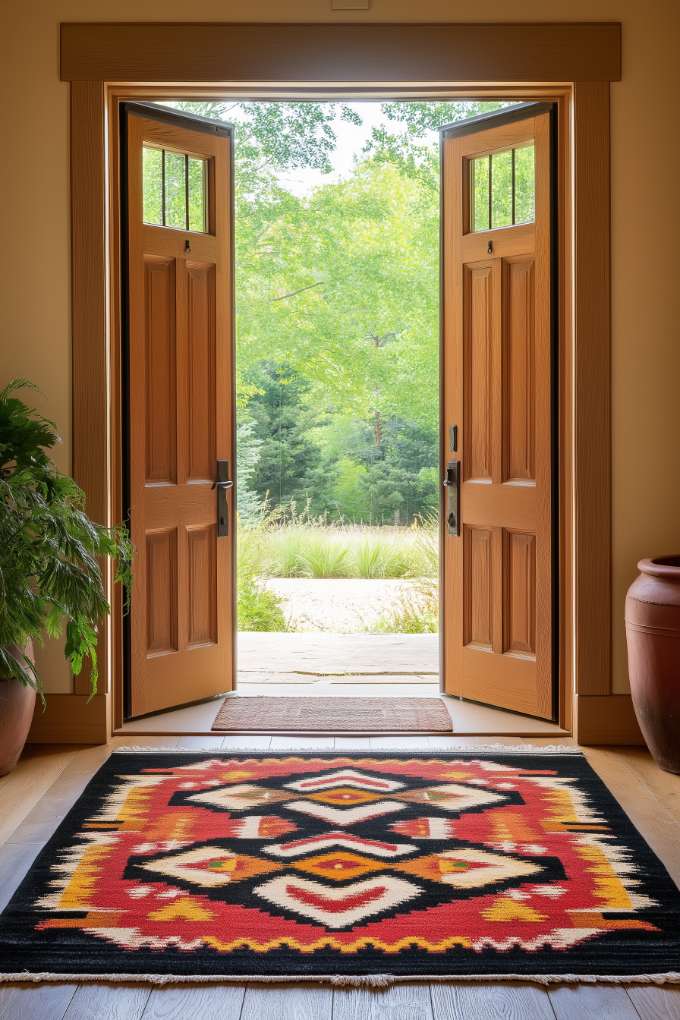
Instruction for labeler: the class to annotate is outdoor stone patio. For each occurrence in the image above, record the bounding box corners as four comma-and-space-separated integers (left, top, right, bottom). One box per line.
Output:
237, 631, 438, 684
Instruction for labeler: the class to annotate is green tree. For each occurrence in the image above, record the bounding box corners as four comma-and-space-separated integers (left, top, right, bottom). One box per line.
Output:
330, 457, 370, 521
235, 420, 262, 523
236, 158, 440, 437
245, 361, 323, 509
381, 99, 507, 132
361, 100, 508, 188
356, 417, 438, 524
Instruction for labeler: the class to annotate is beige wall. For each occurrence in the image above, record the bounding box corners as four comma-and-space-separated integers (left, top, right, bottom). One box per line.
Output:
2, 0, 679, 694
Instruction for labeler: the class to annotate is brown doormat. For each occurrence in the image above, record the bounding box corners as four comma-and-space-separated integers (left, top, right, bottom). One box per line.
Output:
211, 696, 453, 733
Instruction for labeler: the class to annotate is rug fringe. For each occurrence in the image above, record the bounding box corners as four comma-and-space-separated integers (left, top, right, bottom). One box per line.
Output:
1, 970, 679, 987
112, 743, 582, 755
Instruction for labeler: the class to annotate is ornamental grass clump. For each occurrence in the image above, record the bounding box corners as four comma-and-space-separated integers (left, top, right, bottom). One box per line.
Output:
0, 380, 132, 698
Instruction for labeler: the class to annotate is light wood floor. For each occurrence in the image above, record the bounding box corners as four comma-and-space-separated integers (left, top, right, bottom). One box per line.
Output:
119, 690, 568, 737
1, 735, 679, 1019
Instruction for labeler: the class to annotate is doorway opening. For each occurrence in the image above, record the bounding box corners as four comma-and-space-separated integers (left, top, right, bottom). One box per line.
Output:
119, 94, 565, 736
208, 98, 462, 700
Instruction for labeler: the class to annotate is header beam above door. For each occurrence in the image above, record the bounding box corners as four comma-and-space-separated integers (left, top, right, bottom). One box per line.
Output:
60, 22, 621, 84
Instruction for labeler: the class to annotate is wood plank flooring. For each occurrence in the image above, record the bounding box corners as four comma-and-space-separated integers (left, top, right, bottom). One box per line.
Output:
118, 690, 568, 736
0, 735, 679, 1020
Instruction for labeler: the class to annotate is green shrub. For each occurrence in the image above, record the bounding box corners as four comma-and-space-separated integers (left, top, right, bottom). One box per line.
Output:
237, 514, 438, 581
298, 535, 349, 578
352, 537, 412, 578
236, 509, 289, 631
368, 580, 438, 634
265, 527, 310, 577
237, 571, 289, 632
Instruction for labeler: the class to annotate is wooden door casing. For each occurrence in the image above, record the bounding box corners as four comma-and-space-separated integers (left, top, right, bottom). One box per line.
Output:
124, 106, 235, 718
441, 105, 554, 720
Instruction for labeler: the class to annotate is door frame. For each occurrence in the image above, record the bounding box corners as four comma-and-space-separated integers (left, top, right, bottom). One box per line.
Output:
37, 21, 632, 744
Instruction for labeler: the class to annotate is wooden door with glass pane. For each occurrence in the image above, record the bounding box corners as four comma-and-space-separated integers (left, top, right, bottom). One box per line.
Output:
123, 103, 235, 718
440, 103, 555, 719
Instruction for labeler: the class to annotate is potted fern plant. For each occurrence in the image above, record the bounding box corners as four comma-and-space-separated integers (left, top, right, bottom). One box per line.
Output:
0, 380, 131, 774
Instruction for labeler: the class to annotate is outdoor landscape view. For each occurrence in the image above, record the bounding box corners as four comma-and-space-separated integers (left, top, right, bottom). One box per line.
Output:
169, 99, 506, 660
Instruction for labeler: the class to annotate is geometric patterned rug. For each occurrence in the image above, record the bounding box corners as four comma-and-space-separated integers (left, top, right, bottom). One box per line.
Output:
1, 748, 679, 985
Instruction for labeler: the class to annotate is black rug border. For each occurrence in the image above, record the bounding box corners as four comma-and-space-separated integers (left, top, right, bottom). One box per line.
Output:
1, 749, 679, 980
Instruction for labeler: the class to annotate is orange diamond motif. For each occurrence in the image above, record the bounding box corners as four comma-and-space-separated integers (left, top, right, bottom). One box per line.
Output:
306, 787, 381, 807
293, 851, 387, 881
205, 854, 282, 882
397, 853, 478, 883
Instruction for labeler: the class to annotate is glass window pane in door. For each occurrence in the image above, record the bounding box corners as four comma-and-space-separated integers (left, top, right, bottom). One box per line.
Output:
188, 157, 207, 233
164, 151, 187, 230
514, 143, 535, 225
491, 149, 513, 228
470, 156, 490, 232
142, 146, 163, 226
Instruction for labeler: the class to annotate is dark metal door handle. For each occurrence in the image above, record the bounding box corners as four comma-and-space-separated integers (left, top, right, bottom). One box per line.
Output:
443, 460, 460, 536
449, 423, 458, 453
212, 459, 234, 537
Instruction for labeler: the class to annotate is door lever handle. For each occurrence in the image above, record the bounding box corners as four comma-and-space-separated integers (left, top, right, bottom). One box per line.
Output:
213, 460, 233, 537
443, 460, 460, 536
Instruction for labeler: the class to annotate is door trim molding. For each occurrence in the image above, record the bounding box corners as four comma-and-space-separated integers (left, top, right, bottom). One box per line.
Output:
50, 23, 623, 744
575, 694, 643, 745
60, 22, 621, 84
28, 693, 111, 744
572, 81, 612, 696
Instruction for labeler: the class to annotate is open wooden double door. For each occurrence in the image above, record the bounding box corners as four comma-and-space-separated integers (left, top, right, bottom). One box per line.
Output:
122, 101, 556, 723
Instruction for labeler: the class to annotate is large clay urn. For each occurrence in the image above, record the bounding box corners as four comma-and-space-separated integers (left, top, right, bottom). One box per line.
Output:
625, 557, 680, 774
0, 642, 36, 776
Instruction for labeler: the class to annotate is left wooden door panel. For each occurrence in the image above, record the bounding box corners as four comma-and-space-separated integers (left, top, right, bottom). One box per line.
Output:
123, 103, 235, 718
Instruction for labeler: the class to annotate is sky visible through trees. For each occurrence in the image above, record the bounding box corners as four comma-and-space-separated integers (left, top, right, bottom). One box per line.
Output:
156, 99, 511, 525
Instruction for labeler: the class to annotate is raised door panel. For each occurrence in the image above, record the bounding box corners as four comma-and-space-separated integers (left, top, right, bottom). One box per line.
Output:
144, 255, 177, 484
463, 263, 495, 482
503, 529, 537, 657
186, 261, 216, 482
146, 528, 178, 655
463, 525, 494, 650
502, 257, 536, 483
187, 524, 217, 646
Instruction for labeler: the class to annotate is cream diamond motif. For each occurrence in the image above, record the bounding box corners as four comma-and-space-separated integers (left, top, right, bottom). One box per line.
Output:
400, 783, 509, 812
285, 798, 406, 827
186, 784, 288, 811
254, 873, 422, 928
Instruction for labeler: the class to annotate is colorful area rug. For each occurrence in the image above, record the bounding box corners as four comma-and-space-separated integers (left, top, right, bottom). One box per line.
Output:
211, 696, 453, 733
1, 748, 679, 985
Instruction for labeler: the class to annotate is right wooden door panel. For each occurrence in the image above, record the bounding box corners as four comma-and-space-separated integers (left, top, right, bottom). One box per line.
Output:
441, 104, 554, 720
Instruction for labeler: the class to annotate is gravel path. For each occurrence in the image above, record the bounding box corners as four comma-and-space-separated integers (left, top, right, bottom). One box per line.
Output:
262, 577, 432, 632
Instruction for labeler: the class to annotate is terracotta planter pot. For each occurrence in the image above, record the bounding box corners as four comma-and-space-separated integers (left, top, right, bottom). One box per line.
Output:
0, 642, 36, 776
625, 557, 680, 774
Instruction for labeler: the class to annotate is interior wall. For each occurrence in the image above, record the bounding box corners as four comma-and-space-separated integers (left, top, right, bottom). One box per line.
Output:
2, 0, 679, 694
